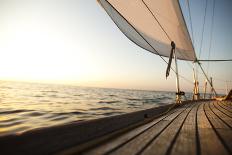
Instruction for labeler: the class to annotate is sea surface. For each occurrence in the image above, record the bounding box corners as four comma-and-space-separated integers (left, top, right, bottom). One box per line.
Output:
0, 81, 192, 136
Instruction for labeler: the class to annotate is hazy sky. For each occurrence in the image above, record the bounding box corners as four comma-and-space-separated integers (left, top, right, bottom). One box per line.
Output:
0, 0, 231, 93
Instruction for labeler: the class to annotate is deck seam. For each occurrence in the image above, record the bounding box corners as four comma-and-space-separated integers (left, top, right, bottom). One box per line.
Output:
100, 108, 180, 155
222, 102, 232, 107
220, 102, 232, 110
203, 102, 232, 155
101, 104, 191, 155
195, 102, 201, 155
213, 102, 232, 119
135, 103, 195, 155
221, 102, 232, 109
210, 102, 232, 129
165, 102, 198, 155
216, 102, 232, 114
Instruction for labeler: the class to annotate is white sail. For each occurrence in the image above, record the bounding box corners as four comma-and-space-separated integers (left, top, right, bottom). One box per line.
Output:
98, 0, 196, 61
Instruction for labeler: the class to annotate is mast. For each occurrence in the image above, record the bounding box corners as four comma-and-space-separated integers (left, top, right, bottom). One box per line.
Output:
192, 62, 199, 100
98, 0, 197, 103
173, 43, 181, 104
210, 77, 213, 98
203, 79, 207, 99
197, 61, 217, 97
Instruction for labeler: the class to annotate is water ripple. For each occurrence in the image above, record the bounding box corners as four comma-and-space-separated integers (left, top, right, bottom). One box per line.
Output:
0, 109, 33, 115
98, 100, 120, 104
89, 107, 118, 111
0, 81, 187, 136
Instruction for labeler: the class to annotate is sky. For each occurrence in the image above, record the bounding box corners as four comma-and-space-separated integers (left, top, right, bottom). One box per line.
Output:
0, 0, 231, 94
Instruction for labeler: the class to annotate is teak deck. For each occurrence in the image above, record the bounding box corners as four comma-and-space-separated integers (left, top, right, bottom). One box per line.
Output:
1, 100, 232, 155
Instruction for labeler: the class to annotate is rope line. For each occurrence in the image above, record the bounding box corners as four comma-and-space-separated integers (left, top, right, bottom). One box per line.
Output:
207, 0, 216, 76
140, 0, 197, 90
105, 0, 219, 96
141, 0, 195, 83
104, 0, 192, 84
197, 61, 217, 96
141, 0, 194, 64
102, 0, 228, 97
199, 0, 208, 58
141, 0, 172, 41
186, 0, 195, 48
140, 1, 222, 96
136, 1, 218, 95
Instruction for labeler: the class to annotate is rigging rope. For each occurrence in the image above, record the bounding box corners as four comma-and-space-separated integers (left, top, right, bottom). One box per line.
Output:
105, 0, 195, 93
206, 0, 216, 76
179, 74, 193, 84
141, 0, 223, 97
141, 0, 195, 73
186, 0, 195, 48
140, 0, 196, 89
103, 0, 226, 98
196, 0, 208, 95
141, 0, 194, 62
141, 0, 171, 41
141, 0, 221, 97
104, 0, 191, 81
199, 0, 208, 58
197, 61, 217, 96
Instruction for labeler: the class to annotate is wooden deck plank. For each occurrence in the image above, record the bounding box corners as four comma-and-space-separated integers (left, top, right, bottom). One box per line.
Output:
1, 100, 232, 155
83, 101, 232, 155
0, 103, 176, 155
197, 102, 229, 155
163, 105, 189, 121
106, 121, 169, 155
213, 101, 232, 118
83, 108, 181, 155
205, 102, 232, 153
215, 129, 232, 154
140, 103, 195, 155
105, 104, 190, 155
226, 101, 232, 106
205, 102, 229, 129
221, 101, 232, 108
170, 102, 200, 155
218, 101, 232, 110
219, 101, 232, 112
211, 102, 232, 127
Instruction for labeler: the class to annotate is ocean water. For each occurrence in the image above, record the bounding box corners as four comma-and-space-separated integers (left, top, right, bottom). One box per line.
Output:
0, 81, 191, 136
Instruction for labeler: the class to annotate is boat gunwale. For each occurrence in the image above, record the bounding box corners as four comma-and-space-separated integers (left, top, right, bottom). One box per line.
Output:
0, 100, 211, 154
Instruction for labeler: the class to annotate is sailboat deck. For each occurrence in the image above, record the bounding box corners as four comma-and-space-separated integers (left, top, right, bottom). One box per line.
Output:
80, 100, 232, 155
1, 100, 232, 155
